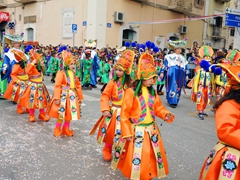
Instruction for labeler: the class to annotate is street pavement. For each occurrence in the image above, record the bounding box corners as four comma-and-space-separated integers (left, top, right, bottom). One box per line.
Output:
0, 75, 218, 180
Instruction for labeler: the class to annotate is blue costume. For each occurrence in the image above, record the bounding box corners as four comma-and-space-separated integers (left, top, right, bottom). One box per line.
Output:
90, 51, 99, 87
161, 53, 189, 107
1, 48, 21, 83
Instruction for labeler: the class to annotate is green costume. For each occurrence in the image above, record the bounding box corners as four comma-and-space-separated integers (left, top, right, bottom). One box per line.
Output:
130, 63, 137, 81
75, 58, 83, 79
47, 56, 58, 73
97, 60, 104, 77
0, 60, 7, 97
156, 66, 164, 85
82, 58, 93, 86
101, 63, 111, 84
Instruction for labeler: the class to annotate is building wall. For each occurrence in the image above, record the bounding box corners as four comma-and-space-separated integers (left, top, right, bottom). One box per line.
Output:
203, 0, 232, 50
2, 0, 205, 49
106, 0, 204, 49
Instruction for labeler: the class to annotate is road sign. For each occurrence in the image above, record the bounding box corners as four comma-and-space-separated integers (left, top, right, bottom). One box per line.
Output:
226, 8, 240, 15
82, 21, 87, 26
225, 20, 240, 27
72, 24, 77, 33
107, 23, 111, 28
225, 8, 240, 28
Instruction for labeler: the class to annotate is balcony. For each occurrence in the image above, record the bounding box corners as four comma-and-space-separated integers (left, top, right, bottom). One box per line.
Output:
0, 0, 7, 8
211, 27, 226, 39
168, 0, 193, 14
14, 0, 37, 4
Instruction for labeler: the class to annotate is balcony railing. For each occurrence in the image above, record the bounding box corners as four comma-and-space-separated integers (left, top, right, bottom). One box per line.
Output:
212, 27, 227, 39
0, 0, 6, 8
14, 0, 37, 4
168, 0, 193, 13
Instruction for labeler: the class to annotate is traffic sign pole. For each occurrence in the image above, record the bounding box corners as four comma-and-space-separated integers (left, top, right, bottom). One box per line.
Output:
73, 32, 75, 47
72, 24, 77, 47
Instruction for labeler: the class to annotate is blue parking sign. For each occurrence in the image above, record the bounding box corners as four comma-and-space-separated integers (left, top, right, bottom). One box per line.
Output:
72, 24, 77, 33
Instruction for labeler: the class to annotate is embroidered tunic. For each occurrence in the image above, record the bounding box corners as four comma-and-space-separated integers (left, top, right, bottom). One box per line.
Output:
47, 70, 83, 121
111, 88, 174, 180
4, 64, 29, 102
18, 63, 50, 109
90, 79, 125, 148
199, 100, 240, 180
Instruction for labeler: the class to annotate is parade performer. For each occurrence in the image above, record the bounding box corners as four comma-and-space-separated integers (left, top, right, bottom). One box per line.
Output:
100, 58, 114, 93
46, 51, 59, 83
48, 50, 84, 137
198, 59, 240, 180
111, 48, 174, 180
1, 32, 26, 97
215, 50, 239, 101
75, 53, 82, 81
97, 56, 105, 85
191, 46, 221, 120
0, 49, 8, 97
156, 58, 165, 95
89, 49, 134, 161
83, 39, 99, 88
160, 38, 189, 108
18, 49, 50, 122
4, 50, 29, 113
82, 50, 93, 90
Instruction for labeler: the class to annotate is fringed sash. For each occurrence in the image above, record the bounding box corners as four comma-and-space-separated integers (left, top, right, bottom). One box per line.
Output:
111, 123, 166, 179
196, 71, 212, 105
201, 142, 240, 180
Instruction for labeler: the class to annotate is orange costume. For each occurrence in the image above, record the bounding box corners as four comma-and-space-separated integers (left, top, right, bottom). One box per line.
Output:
18, 49, 50, 122
111, 50, 174, 180
215, 50, 240, 100
47, 49, 84, 137
90, 49, 135, 161
199, 56, 240, 180
4, 50, 29, 114
191, 46, 216, 120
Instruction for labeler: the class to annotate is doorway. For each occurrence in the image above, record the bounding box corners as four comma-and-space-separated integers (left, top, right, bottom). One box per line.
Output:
122, 29, 136, 46
27, 28, 34, 41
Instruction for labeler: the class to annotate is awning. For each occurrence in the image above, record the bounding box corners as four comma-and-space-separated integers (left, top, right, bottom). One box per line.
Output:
0, 12, 10, 23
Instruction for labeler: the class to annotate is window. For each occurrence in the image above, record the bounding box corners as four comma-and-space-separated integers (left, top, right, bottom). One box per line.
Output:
214, 17, 223, 28
194, 0, 204, 9
230, 29, 235, 36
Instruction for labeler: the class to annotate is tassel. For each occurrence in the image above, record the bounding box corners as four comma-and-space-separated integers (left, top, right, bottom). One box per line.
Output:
150, 86, 155, 96
113, 73, 117, 81
134, 80, 142, 97
121, 72, 126, 87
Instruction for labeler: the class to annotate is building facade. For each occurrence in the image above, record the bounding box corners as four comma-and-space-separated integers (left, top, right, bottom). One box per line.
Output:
0, 0, 209, 49
202, 0, 232, 50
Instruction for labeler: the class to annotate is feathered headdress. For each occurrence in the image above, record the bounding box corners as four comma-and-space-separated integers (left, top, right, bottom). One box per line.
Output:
168, 38, 187, 50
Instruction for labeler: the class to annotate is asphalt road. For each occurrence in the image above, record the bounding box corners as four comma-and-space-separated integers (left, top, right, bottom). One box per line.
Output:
0, 75, 218, 180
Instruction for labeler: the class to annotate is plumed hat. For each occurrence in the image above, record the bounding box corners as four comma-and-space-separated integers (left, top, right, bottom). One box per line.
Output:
114, 50, 135, 75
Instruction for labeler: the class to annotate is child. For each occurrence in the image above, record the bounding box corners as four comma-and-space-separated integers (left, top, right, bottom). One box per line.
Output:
198, 58, 240, 180
82, 50, 93, 90
100, 58, 114, 93
111, 51, 174, 180
90, 49, 135, 161
215, 50, 238, 101
75, 53, 82, 81
191, 46, 219, 120
4, 50, 29, 113
156, 59, 165, 95
18, 49, 51, 122
46, 51, 58, 83
47, 50, 84, 137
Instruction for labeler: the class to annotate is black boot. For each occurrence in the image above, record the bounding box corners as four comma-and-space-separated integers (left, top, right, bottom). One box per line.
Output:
198, 113, 204, 120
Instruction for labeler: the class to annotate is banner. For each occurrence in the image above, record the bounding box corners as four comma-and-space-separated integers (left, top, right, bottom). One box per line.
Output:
128, 13, 225, 25
0, 12, 10, 23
